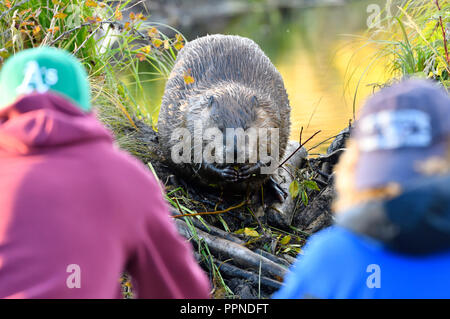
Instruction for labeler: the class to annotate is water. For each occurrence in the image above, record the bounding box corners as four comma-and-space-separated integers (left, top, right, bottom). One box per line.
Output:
143, 0, 389, 153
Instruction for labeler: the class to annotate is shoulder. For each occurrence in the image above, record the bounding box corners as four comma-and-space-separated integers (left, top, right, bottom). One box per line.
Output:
89, 143, 167, 212
273, 226, 373, 299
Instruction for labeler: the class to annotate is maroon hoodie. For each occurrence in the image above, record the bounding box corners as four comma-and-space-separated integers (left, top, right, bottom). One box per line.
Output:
0, 92, 210, 299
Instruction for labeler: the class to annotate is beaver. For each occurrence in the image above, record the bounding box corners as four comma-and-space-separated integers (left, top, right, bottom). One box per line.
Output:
158, 34, 291, 201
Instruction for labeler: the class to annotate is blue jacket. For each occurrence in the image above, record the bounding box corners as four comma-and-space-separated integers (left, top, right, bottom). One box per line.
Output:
274, 175, 450, 299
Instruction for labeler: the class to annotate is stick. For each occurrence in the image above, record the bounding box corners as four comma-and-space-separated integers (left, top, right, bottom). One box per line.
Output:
215, 259, 283, 292
278, 130, 321, 169
0, 0, 31, 20
175, 219, 288, 280
172, 200, 248, 218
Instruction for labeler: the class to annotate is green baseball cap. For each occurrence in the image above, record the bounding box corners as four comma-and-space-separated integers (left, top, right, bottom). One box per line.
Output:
0, 47, 91, 112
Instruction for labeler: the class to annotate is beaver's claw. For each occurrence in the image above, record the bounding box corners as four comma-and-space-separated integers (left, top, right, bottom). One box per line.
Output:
203, 163, 239, 182
238, 161, 262, 180
266, 176, 288, 202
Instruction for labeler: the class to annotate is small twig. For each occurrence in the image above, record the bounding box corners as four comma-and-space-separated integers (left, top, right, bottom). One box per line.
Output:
172, 200, 248, 218
435, 0, 449, 66
278, 130, 321, 169
307, 133, 341, 152
0, 0, 32, 20
49, 22, 90, 46
173, 197, 184, 216
298, 126, 303, 145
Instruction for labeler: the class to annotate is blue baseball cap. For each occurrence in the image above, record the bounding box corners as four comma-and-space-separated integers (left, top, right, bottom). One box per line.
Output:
353, 79, 450, 190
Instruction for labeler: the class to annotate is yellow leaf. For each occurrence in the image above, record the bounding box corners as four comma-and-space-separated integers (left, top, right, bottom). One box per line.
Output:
85, 0, 98, 7
175, 33, 183, 42
147, 27, 158, 38
163, 39, 170, 50
114, 7, 122, 20
129, 12, 135, 21
280, 235, 291, 245
173, 42, 184, 50
152, 38, 162, 48
32, 26, 41, 36
244, 228, 260, 237
235, 227, 259, 237
85, 16, 101, 24
136, 12, 146, 21
173, 33, 185, 50
19, 8, 32, 16
54, 12, 67, 19
183, 75, 194, 85
140, 45, 151, 54
136, 53, 146, 62
47, 26, 60, 34
20, 21, 34, 27
124, 22, 131, 31
183, 69, 195, 85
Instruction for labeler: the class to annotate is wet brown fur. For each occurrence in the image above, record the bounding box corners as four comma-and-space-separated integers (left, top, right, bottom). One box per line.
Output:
158, 34, 291, 191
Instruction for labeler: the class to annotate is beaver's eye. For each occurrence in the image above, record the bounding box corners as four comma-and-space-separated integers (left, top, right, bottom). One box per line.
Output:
251, 96, 258, 108
207, 96, 215, 107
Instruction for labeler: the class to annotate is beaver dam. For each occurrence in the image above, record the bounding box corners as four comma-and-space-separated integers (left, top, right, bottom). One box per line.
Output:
102, 102, 350, 299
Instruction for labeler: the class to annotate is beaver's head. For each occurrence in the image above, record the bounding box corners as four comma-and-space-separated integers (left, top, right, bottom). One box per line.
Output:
184, 84, 282, 172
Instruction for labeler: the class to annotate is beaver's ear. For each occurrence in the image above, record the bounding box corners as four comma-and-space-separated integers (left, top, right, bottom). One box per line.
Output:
251, 96, 259, 108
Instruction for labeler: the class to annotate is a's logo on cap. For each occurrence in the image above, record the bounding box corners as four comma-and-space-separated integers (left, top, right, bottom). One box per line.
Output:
16, 60, 58, 95
358, 109, 432, 152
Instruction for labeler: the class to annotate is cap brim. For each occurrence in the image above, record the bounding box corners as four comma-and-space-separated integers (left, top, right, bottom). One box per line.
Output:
355, 140, 447, 190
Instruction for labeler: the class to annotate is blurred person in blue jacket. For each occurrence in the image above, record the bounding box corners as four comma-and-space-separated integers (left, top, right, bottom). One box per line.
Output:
274, 79, 450, 299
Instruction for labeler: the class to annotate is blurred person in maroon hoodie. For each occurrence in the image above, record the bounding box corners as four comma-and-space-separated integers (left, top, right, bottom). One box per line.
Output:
0, 47, 210, 299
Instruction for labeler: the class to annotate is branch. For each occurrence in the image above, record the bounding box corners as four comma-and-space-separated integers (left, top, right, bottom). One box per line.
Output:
175, 219, 288, 280
0, 0, 32, 21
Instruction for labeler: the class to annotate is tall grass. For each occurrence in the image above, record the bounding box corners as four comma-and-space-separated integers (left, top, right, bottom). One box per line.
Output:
347, 0, 449, 117
0, 0, 184, 126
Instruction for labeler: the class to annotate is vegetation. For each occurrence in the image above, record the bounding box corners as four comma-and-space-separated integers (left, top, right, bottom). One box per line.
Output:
0, 0, 184, 126
348, 0, 449, 116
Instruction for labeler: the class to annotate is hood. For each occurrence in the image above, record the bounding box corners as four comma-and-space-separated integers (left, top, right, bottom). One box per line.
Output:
0, 92, 112, 155
337, 174, 450, 255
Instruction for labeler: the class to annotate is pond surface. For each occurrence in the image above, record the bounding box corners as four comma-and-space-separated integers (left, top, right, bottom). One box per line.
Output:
143, 0, 389, 153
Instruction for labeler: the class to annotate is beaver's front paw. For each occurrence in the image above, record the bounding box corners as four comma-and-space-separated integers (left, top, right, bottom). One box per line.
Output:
219, 167, 239, 182
238, 162, 262, 180
203, 163, 239, 182
266, 176, 288, 202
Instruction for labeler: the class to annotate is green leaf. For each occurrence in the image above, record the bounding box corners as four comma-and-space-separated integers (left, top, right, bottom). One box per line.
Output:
289, 180, 300, 198
301, 190, 308, 206
303, 180, 320, 191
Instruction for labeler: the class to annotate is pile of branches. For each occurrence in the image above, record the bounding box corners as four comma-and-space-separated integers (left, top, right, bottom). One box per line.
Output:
98, 102, 350, 298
